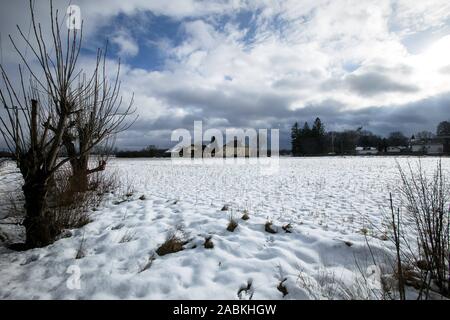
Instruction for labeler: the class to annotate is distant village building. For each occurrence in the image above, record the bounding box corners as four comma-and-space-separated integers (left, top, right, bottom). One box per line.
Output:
410, 135, 446, 155
166, 138, 259, 158
215, 138, 257, 158
387, 146, 401, 153
355, 146, 378, 155
387, 146, 407, 153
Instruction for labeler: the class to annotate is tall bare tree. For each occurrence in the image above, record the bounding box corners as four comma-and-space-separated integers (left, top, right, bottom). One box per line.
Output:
61, 46, 134, 193
0, 1, 134, 248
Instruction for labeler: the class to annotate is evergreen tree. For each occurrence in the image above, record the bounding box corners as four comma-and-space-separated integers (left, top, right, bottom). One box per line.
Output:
312, 117, 325, 154
312, 117, 325, 137
302, 122, 311, 137
291, 122, 299, 156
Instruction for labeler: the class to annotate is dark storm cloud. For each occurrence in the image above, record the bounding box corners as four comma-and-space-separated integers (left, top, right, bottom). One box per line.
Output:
345, 72, 420, 96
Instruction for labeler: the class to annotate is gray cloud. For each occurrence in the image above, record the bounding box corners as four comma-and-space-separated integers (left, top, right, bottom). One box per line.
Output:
345, 72, 420, 96
115, 92, 450, 150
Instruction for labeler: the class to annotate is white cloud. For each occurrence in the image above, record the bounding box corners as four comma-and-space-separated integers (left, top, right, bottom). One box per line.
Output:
111, 30, 139, 57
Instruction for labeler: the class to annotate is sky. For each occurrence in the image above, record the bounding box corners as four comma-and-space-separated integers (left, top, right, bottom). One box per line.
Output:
1, 0, 450, 149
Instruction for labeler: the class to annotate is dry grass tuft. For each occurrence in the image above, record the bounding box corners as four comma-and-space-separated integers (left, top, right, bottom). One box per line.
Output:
119, 229, 136, 243
237, 280, 254, 300
138, 253, 156, 273
265, 221, 277, 234
75, 236, 86, 259
227, 218, 238, 232
282, 223, 292, 233
277, 278, 288, 297
204, 236, 214, 249
156, 234, 187, 256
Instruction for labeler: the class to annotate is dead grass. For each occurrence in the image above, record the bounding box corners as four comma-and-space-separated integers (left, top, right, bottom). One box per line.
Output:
138, 253, 156, 273
277, 278, 288, 297
75, 235, 86, 259
241, 211, 250, 220
156, 234, 187, 256
237, 280, 254, 300
204, 236, 214, 249
265, 221, 277, 234
282, 223, 292, 233
227, 217, 238, 232
119, 229, 136, 243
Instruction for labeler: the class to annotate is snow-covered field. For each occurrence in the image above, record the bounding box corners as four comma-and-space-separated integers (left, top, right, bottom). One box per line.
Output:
0, 157, 448, 299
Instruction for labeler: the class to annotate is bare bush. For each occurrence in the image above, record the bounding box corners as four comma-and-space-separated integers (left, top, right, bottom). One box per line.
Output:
388, 160, 449, 298
38, 166, 119, 240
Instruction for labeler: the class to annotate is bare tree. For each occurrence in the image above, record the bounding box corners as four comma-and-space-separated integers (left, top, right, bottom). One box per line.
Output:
0, 1, 133, 248
415, 131, 435, 141
60, 46, 134, 193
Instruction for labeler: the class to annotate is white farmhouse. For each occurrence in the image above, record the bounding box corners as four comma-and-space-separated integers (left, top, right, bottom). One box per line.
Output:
355, 147, 378, 155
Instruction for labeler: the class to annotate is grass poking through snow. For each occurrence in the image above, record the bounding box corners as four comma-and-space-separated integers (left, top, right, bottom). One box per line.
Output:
265, 221, 277, 234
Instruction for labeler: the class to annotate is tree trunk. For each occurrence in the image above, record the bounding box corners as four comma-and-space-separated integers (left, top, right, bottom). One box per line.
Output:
69, 157, 89, 193
22, 174, 52, 248
68, 156, 106, 193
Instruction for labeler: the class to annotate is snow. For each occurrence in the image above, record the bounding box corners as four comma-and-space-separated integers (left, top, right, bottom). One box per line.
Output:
0, 157, 448, 299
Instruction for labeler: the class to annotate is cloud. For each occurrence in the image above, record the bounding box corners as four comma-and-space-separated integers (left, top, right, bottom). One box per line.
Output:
345, 72, 419, 96
1, 0, 450, 151
111, 30, 139, 57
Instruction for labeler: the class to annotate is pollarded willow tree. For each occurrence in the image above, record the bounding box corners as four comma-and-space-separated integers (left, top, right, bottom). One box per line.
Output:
60, 46, 135, 193
0, 0, 134, 248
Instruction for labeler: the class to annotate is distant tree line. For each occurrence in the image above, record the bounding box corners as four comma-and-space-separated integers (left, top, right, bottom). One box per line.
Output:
115, 145, 170, 158
291, 119, 450, 156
